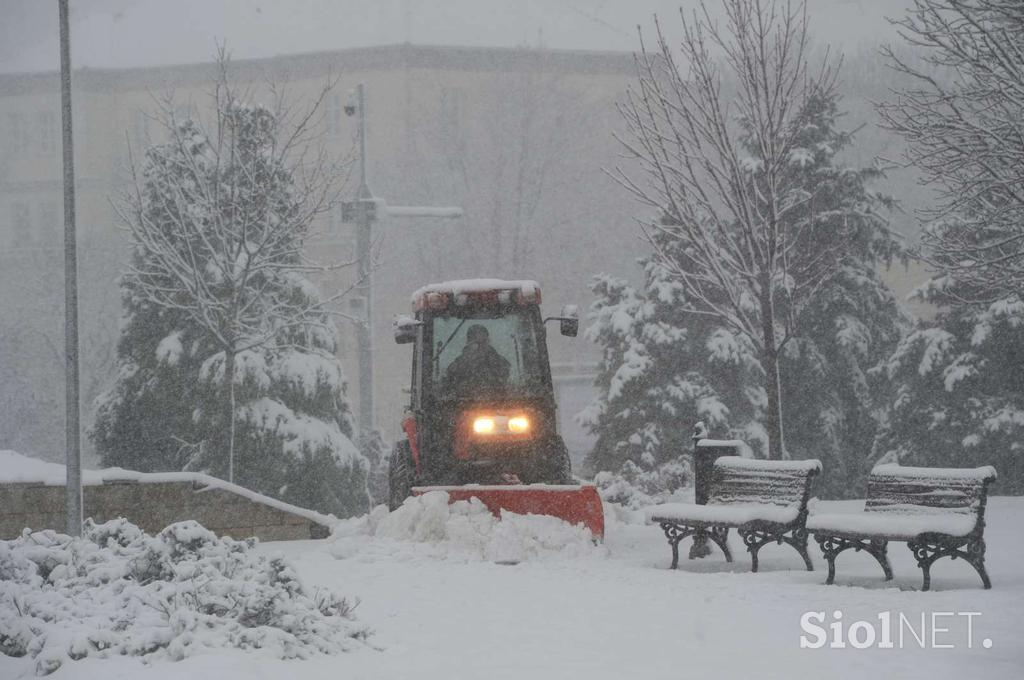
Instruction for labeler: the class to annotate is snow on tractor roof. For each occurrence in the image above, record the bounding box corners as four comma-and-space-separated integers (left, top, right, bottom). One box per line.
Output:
411, 279, 541, 309
412, 278, 540, 299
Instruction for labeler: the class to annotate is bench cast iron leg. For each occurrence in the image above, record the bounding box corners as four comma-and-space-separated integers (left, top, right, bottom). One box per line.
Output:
738, 529, 771, 573
782, 527, 814, 571
909, 540, 937, 591
708, 526, 732, 563
872, 538, 893, 581
659, 522, 695, 570
970, 538, 992, 590
909, 537, 992, 592
740, 526, 812, 573
814, 535, 890, 585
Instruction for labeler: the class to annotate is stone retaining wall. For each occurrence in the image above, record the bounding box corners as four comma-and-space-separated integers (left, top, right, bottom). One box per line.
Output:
0, 479, 331, 541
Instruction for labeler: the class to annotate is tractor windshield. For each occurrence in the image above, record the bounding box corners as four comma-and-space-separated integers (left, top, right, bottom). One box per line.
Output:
430, 309, 545, 400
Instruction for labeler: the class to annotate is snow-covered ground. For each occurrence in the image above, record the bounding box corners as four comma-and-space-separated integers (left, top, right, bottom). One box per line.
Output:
3, 495, 1022, 679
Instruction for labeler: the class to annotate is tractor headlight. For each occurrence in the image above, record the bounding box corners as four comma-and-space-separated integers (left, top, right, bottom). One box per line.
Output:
470, 414, 531, 436
507, 416, 530, 434
473, 416, 496, 434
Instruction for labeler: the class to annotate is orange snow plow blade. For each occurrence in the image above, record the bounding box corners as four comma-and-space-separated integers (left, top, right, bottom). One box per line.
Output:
412, 484, 605, 540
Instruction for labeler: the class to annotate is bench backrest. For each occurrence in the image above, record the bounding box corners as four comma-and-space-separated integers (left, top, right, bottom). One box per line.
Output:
865, 465, 996, 528
708, 457, 821, 510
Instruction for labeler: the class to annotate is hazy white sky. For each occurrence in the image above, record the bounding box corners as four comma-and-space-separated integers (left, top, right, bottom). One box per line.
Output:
1, 0, 909, 74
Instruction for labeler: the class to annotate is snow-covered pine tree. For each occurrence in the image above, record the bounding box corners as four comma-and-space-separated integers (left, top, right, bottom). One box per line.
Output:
586, 89, 907, 497
581, 270, 763, 474
189, 276, 368, 517
93, 60, 368, 516
874, 224, 1024, 492
91, 300, 210, 473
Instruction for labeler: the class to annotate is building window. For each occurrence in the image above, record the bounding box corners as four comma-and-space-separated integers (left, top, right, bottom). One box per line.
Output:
37, 111, 56, 155
11, 202, 31, 247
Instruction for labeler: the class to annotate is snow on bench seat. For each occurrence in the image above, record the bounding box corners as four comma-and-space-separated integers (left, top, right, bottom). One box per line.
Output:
807, 511, 977, 540
646, 502, 799, 527
871, 463, 997, 482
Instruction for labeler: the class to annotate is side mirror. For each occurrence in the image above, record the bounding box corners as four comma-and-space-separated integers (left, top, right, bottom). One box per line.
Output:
393, 314, 421, 344
559, 304, 579, 337
544, 304, 579, 338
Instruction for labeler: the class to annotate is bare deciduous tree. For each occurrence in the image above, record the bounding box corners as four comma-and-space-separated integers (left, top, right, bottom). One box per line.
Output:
879, 0, 1024, 303
611, 0, 848, 459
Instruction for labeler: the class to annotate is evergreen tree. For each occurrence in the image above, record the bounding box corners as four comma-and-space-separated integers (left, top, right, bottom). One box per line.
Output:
93, 64, 367, 516
91, 299, 210, 473
585, 90, 906, 497
874, 223, 1024, 492
581, 271, 763, 474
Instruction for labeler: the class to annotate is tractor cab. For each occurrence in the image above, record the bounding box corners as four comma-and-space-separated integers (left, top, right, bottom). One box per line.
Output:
389, 279, 580, 504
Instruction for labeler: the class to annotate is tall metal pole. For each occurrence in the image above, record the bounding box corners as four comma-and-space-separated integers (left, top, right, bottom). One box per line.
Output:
354, 83, 375, 439
58, 0, 83, 537
343, 83, 461, 439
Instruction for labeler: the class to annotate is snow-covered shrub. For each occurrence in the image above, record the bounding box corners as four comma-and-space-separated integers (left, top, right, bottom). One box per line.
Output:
0, 519, 368, 676
593, 459, 691, 510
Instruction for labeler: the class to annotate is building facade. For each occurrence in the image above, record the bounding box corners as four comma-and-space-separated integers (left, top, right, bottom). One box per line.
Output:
0, 43, 930, 470
1, 44, 641, 465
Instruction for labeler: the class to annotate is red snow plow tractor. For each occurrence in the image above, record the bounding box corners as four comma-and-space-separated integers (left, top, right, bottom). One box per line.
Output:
388, 279, 604, 539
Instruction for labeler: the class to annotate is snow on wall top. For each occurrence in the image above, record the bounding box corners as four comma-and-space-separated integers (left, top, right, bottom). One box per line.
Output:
411, 279, 540, 303
871, 463, 997, 482
0, 450, 335, 527
646, 502, 800, 526
413, 483, 596, 492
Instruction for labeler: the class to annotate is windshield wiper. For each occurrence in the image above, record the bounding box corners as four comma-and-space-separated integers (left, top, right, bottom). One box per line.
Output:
434, 318, 468, 363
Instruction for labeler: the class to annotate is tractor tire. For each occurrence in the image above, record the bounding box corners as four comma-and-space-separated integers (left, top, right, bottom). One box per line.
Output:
388, 440, 415, 511
540, 436, 573, 485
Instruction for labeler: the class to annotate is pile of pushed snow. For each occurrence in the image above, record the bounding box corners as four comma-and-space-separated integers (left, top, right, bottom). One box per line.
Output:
330, 491, 602, 564
0, 519, 368, 676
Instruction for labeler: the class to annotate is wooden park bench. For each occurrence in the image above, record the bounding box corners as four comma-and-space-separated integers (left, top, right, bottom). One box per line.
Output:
808, 464, 997, 591
645, 456, 821, 571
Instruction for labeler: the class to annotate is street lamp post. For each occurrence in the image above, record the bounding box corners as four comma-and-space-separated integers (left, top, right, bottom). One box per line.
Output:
343, 83, 462, 439
351, 84, 375, 444
58, 0, 83, 537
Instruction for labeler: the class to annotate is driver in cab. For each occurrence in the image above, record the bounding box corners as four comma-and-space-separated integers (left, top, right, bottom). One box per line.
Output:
444, 324, 510, 395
